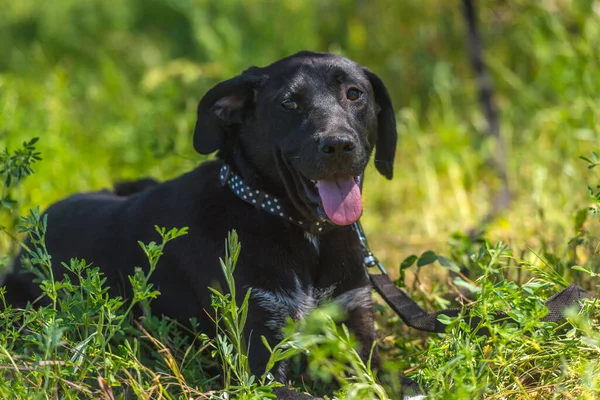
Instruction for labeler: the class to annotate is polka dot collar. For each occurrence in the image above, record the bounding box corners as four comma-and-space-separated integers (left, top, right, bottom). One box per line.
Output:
219, 163, 337, 235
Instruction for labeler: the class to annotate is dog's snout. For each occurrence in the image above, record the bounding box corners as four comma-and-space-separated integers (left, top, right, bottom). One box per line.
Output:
318, 136, 356, 155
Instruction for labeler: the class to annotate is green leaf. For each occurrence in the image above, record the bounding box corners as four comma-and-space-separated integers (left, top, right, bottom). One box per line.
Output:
0, 198, 17, 211
565, 327, 577, 338
70, 332, 98, 373
239, 288, 252, 332
437, 256, 460, 273
453, 277, 481, 293
437, 314, 455, 325
399, 254, 417, 270
571, 265, 592, 275
417, 250, 437, 267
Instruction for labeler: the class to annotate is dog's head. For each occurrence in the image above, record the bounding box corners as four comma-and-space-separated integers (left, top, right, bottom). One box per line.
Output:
194, 51, 396, 226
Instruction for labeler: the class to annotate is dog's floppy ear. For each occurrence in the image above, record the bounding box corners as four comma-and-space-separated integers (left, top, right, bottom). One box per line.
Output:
363, 68, 397, 180
194, 69, 267, 154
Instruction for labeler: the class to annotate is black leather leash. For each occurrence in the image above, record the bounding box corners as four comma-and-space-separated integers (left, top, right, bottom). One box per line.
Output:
352, 221, 592, 334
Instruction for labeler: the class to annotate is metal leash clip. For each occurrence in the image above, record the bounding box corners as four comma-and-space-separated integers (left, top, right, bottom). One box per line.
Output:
352, 221, 387, 276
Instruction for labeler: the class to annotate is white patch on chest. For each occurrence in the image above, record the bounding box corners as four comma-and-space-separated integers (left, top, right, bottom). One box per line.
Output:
249, 275, 337, 337
304, 232, 320, 254
313, 284, 336, 303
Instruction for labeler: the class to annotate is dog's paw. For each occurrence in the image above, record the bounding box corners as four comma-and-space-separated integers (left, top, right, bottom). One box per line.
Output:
377, 372, 426, 400
400, 375, 426, 400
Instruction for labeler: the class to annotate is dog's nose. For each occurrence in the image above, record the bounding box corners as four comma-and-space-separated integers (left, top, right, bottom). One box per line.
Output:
318, 137, 356, 155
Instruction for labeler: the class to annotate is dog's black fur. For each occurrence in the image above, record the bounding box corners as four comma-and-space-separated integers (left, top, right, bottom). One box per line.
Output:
2, 51, 418, 398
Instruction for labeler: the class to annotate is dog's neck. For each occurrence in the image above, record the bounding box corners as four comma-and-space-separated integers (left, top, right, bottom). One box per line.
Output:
219, 162, 338, 235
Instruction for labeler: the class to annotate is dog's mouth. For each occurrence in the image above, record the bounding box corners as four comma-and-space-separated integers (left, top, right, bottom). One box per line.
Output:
299, 174, 363, 226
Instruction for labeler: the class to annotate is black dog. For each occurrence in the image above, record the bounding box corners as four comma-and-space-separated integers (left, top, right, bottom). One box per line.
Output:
2, 51, 420, 398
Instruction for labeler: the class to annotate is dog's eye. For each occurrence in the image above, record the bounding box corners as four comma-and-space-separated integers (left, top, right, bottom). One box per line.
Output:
281, 99, 298, 110
346, 88, 362, 101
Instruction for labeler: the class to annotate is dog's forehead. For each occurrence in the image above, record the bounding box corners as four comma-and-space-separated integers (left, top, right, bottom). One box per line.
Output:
263, 54, 368, 91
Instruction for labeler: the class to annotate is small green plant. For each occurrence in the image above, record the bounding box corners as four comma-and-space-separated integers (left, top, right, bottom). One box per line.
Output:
131, 226, 189, 318
0, 137, 43, 261
0, 209, 213, 399
407, 239, 600, 399
266, 303, 388, 399
208, 230, 277, 399
0, 137, 42, 212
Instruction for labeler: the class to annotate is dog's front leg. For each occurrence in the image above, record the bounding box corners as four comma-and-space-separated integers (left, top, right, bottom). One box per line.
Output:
343, 290, 425, 399
245, 319, 285, 382
244, 299, 324, 400
338, 286, 380, 367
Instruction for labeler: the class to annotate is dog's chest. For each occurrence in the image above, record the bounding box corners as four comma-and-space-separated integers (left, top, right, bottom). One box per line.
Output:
252, 273, 371, 336
252, 275, 335, 323
249, 227, 369, 335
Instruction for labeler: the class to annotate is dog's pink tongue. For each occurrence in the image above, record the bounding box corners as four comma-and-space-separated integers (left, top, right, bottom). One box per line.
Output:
316, 176, 362, 225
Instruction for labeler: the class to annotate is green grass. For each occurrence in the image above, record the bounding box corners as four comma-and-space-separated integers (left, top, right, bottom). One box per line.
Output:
1, 0, 600, 398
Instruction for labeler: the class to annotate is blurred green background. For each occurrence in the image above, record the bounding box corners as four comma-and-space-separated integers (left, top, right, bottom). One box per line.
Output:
1, 0, 599, 271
